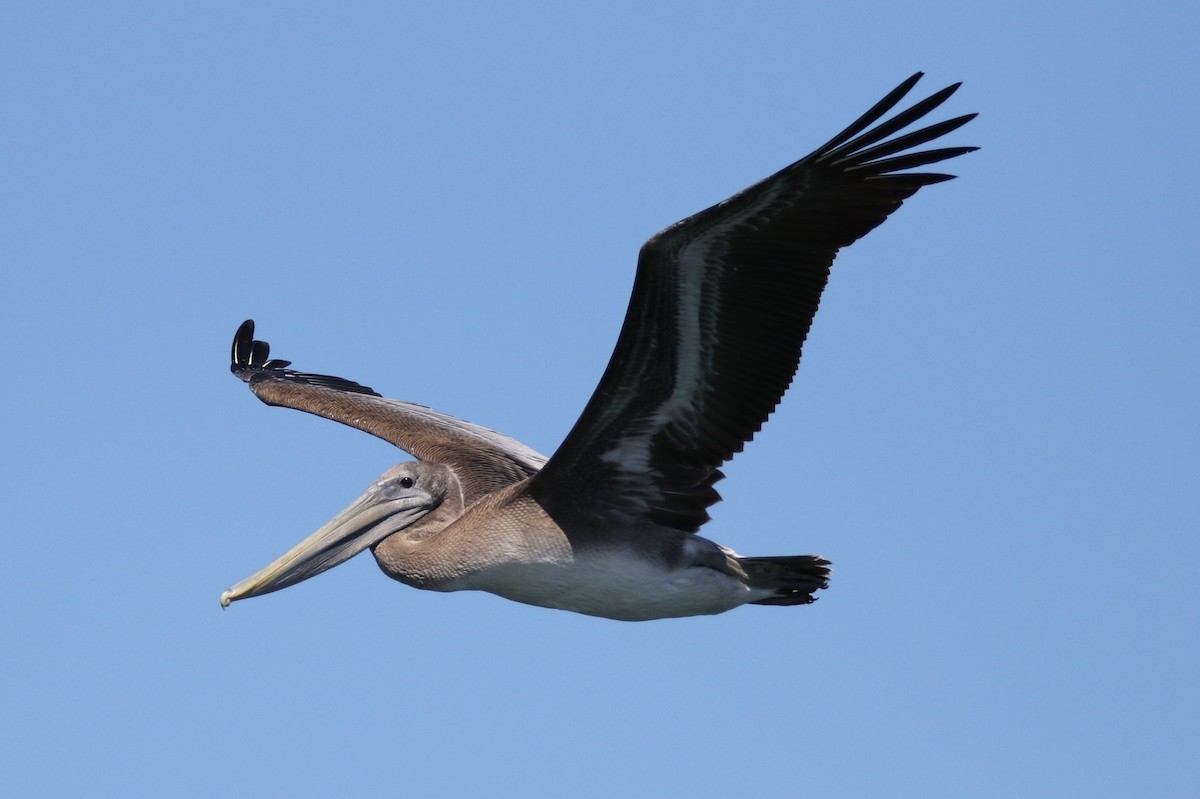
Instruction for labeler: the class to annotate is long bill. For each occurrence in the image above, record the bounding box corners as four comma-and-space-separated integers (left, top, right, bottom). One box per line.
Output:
220, 486, 435, 607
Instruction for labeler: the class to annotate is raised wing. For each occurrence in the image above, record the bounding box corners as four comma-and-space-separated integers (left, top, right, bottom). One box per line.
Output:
531, 73, 976, 532
231, 320, 546, 502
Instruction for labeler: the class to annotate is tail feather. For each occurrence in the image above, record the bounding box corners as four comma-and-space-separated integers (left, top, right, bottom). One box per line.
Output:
739, 555, 831, 606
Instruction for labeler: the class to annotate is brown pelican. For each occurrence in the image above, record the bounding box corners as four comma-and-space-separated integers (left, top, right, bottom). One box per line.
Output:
221, 73, 975, 620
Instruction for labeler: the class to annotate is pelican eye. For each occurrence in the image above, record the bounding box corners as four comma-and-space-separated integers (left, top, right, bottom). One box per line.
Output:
399, 476, 415, 489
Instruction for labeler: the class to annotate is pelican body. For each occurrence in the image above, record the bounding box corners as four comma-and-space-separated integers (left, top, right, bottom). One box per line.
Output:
221, 73, 975, 620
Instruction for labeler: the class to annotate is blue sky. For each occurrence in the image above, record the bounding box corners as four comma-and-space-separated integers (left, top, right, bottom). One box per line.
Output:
2, 2, 1196, 796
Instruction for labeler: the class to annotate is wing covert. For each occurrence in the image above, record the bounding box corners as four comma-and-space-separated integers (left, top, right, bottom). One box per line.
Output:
231, 320, 546, 502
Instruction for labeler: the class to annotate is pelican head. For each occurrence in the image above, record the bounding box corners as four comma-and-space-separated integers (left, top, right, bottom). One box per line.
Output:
221, 461, 463, 607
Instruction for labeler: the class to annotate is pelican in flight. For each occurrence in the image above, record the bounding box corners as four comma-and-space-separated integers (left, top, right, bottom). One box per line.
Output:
221, 73, 975, 620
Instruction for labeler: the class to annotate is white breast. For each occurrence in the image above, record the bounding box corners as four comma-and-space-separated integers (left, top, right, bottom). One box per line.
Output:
455, 548, 753, 621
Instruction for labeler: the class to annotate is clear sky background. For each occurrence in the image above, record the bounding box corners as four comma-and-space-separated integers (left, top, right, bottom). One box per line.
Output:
2, 2, 1196, 796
